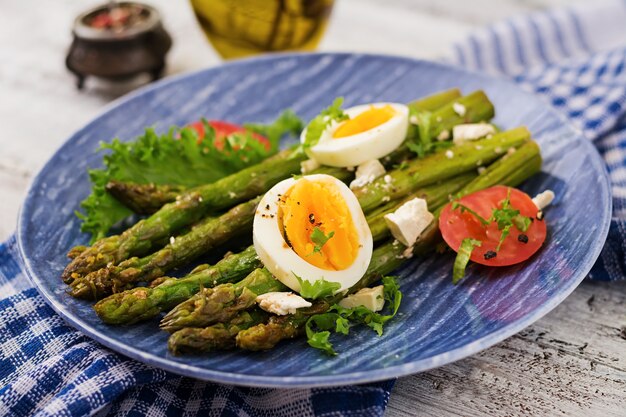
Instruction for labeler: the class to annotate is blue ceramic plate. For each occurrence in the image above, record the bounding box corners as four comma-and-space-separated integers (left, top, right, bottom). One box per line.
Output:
17, 53, 611, 388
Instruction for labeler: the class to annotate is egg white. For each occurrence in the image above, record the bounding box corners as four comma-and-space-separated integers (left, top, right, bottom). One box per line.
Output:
302, 103, 409, 167
253, 174, 373, 294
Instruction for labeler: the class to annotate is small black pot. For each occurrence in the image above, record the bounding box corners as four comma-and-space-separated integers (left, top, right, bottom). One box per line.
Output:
66, 2, 172, 89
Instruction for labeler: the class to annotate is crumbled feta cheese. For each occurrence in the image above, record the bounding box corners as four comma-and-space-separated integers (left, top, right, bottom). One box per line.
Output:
256, 292, 312, 315
382, 196, 391, 202
437, 130, 450, 141
350, 159, 386, 189
409, 115, 418, 125
477, 166, 487, 175
384, 198, 434, 246
452, 102, 466, 117
495, 146, 503, 154
169, 236, 175, 245
452, 123, 496, 145
507, 147, 516, 156
532, 190, 555, 210
300, 158, 320, 174
445, 150, 454, 159
338, 286, 385, 312
384, 175, 393, 184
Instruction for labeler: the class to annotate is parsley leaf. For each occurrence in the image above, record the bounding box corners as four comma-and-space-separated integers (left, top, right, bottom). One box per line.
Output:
496, 224, 512, 251
305, 276, 403, 355
306, 329, 335, 355
452, 201, 491, 226
453, 238, 482, 284
406, 105, 437, 158
294, 274, 341, 300
302, 97, 349, 150
512, 214, 532, 232
309, 227, 335, 255
490, 189, 532, 250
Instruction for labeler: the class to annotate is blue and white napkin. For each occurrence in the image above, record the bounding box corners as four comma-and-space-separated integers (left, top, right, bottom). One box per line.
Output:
2, 1, 626, 415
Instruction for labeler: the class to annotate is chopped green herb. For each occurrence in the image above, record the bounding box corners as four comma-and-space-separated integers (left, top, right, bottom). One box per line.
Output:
309, 227, 335, 255
301, 97, 349, 152
452, 201, 490, 226
512, 214, 532, 232
453, 238, 482, 284
305, 276, 402, 355
490, 188, 532, 250
294, 274, 341, 300
406, 105, 444, 158
496, 224, 512, 252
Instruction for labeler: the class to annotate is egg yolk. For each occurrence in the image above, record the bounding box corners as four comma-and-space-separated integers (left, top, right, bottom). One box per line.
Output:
332, 105, 396, 138
279, 179, 360, 271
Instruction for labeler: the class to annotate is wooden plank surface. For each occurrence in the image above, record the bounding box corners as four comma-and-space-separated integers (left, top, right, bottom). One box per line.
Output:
1, 1, 624, 416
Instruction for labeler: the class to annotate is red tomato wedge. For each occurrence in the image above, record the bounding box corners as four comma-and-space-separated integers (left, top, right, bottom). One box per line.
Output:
439, 185, 547, 267
188, 120, 271, 151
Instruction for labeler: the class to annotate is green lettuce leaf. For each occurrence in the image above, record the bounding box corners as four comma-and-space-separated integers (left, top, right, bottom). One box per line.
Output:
77, 111, 302, 242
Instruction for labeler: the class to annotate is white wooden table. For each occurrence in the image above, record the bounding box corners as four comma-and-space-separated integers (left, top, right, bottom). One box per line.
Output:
1, 1, 625, 415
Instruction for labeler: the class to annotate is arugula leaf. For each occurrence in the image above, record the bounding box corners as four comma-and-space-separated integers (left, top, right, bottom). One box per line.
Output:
309, 227, 335, 255
452, 201, 490, 226
294, 274, 341, 300
302, 97, 349, 151
304, 276, 403, 355
77, 113, 296, 242
453, 238, 482, 284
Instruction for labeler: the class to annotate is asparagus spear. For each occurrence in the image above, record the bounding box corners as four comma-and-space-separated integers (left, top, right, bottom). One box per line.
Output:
426, 90, 495, 138
106, 181, 186, 215
63, 149, 305, 283
355, 127, 530, 212
69, 196, 261, 300
410, 88, 462, 112
167, 310, 268, 355
235, 141, 542, 351
160, 268, 287, 332
93, 246, 263, 325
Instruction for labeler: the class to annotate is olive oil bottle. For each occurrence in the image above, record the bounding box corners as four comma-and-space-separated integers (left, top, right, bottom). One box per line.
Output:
190, 0, 334, 59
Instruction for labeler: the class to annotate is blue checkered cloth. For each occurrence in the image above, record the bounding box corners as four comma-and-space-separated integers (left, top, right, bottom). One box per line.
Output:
2, 1, 626, 416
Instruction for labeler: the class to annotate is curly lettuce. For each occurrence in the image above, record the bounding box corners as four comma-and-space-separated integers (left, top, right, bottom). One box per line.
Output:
77, 111, 302, 242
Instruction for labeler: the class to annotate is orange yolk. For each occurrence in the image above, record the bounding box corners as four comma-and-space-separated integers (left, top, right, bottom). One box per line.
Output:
332, 105, 396, 138
279, 179, 360, 271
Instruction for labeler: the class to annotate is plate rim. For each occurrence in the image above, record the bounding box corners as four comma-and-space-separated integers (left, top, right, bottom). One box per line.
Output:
16, 52, 613, 388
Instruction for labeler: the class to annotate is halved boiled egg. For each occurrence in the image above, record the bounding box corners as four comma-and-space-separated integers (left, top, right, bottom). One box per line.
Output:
302, 103, 409, 167
253, 174, 373, 294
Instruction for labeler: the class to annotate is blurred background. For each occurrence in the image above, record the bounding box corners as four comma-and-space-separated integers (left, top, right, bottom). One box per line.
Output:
0, 0, 591, 240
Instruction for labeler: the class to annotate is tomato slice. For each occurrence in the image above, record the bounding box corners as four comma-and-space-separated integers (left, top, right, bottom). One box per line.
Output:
439, 185, 547, 267
188, 120, 270, 151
